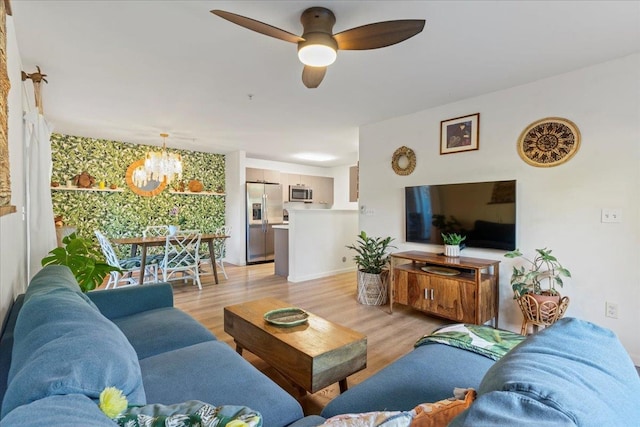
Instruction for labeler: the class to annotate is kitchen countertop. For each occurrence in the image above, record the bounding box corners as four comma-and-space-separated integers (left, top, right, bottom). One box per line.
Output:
272, 224, 289, 230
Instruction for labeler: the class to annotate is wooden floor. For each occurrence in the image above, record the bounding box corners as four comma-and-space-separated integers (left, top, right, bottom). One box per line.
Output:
170, 262, 448, 416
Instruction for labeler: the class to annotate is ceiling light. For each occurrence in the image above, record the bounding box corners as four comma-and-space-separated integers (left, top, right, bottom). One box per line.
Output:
293, 153, 336, 162
297, 34, 337, 67
144, 133, 183, 184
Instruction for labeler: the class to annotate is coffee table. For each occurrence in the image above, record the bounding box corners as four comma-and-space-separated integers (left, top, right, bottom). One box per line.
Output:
224, 297, 367, 395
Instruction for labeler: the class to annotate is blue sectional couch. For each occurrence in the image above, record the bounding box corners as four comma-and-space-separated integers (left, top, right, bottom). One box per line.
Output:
2, 265, 639, 426
0, 266, 322, 426
319, 317, 640, 426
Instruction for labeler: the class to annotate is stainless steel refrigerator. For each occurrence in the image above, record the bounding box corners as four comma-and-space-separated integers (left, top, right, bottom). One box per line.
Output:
246, 182, 283, 264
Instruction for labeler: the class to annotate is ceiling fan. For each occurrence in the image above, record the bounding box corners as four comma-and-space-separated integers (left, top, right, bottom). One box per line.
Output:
211, 7, 425, 88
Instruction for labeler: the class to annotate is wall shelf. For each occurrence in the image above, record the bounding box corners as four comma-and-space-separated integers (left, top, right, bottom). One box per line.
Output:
51, 186, 124, 192
168, 190, 226, 196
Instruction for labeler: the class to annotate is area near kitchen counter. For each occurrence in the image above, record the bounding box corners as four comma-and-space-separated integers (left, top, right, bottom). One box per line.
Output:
282, 209, 358, 282
273, 224, 289, 277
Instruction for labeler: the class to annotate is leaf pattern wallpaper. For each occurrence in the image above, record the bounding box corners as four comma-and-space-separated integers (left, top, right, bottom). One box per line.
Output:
50, 134, 226, 257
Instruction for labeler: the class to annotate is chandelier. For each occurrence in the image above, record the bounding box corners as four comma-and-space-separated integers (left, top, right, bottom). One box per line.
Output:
144, 133, 183, 184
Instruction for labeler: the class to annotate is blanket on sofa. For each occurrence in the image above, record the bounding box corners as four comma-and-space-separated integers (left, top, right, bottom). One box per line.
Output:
414, 324, 525, 361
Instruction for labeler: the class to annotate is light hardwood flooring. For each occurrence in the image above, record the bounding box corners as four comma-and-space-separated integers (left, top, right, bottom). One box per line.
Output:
169, 262, 448, 416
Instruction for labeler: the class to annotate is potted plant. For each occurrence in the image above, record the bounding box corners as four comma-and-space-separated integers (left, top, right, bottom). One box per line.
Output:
41, 232, 120, 293
441, 232, 466, 257
347, 231, 395, 306
504, 247, 571, 331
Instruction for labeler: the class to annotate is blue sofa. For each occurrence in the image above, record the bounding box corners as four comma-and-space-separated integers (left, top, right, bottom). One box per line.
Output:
320, 317, 640, 426
0, 266, 323, 426
2, 266, 639, 426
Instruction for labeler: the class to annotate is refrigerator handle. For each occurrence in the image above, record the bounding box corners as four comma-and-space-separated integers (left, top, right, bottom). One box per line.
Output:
262, 193, 267, 231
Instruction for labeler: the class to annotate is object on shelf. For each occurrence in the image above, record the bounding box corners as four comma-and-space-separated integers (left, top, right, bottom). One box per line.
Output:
188, 179, 204, 193
72, 171, 95, 188
109, 184, 117, 190
51, 181, 60, 187
172, 180, 186, 192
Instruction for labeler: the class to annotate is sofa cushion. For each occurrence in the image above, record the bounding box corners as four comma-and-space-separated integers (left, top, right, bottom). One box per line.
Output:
450, 317, 640, 426
0, 295, 24, 406
23, 265, 97, 308
139, 341, 304, 427
1, 267, 146, 418
320, 343, 494, 418
0, 394, 116, 426
111, 307, 216, 359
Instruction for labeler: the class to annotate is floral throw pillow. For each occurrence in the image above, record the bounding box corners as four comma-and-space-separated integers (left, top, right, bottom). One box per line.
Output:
114, 401, 262, 427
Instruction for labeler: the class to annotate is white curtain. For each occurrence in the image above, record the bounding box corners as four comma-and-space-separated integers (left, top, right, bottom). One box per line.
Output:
25, 109, 56, 279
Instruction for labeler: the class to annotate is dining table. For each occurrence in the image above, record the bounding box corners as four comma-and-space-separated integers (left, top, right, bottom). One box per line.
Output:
112, 233, 230, 285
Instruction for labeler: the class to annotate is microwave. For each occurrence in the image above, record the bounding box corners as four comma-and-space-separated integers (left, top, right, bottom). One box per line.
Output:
289, 185, 313, 202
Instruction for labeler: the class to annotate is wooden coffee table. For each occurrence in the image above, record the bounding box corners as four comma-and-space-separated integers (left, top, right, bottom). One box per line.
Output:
224, 297, 367, 395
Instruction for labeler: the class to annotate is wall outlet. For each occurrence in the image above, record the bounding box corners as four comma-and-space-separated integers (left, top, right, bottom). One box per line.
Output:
601, 209, 621, 223
605, 301, 619, 319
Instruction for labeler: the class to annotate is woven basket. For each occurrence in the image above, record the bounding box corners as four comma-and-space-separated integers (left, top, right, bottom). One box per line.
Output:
516, 291, 570, 335
357, 270, 388, 306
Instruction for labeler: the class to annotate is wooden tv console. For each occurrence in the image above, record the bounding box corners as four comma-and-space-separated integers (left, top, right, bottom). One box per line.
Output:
390, 251, 500, 326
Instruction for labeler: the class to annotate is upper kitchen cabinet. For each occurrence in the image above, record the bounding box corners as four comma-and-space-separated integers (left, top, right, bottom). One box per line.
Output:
285, 173, 314, 187
312, 176, 334, 206
349, 165, 358, 202
246, 167, 281, 184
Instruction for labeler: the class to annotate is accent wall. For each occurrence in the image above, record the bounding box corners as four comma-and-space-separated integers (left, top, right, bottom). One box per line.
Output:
50, 134, 226, 257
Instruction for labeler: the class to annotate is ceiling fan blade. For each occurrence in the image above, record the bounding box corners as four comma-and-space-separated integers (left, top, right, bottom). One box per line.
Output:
302, 66, 327, 89
334, 20, 425, 50
211, 9, 304, 44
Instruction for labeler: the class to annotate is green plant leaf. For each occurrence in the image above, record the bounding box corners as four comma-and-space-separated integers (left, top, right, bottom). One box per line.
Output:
41, 232, 121, 293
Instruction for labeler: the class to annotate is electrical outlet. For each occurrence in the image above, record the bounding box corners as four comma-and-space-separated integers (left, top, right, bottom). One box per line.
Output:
605, 301, 619, 319
601, 209, 622, 223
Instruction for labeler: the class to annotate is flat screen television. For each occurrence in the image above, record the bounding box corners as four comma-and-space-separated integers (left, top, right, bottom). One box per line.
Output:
405, 180, 516, 250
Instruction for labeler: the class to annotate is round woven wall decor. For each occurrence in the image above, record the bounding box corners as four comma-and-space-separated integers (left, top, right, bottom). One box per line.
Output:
517, 117, 580, 167
391, 146, 416, 176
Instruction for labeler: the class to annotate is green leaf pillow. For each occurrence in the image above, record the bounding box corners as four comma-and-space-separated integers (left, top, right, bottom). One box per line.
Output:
115, 401, 262, 427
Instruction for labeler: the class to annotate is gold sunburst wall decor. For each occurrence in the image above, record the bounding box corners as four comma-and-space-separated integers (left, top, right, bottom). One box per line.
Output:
517, 117, 581, 167
391, 146, 416, 176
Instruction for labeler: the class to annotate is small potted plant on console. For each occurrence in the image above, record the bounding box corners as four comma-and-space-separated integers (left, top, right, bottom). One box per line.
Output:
504, 247, 571, 334
441, 233, 466, 257
347, 231, 395, 306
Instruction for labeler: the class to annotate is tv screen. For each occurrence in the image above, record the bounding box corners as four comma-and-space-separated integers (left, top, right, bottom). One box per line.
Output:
405, 180, 516, 250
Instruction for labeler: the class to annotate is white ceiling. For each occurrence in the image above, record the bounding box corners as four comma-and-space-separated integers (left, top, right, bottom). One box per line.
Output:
10, 1, 640, 167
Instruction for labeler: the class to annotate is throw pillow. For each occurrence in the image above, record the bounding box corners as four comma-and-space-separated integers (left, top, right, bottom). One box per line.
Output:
411, 388, 476, 427
319, 389, 475, 427
114, 401, 262, 427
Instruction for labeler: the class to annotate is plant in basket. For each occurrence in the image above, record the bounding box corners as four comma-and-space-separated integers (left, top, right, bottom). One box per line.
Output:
347, 231, 395, 306
505, 247, 571, 331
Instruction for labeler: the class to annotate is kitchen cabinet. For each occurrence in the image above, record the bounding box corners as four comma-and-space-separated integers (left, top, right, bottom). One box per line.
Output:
349, 165, 358, 202
285, 173, 314, 187
312, 176, 334, 206
390, 251, 499, 326
280, 173, 290, 202
246, 167, 280, 184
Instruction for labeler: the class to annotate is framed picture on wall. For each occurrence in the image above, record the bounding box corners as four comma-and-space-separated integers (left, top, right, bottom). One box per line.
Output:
440, 113, 480, 155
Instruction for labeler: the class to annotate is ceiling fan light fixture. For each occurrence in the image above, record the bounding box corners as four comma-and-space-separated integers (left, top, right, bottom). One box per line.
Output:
298, 44, 336, 67
297, 33, 338, 67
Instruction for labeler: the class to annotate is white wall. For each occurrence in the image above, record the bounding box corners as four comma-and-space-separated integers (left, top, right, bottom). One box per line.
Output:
330, 165, 358, 210
224, 150, 245, 266
358, 54, 640, 363
287, 209, 358, 282
0, 17, 28, 322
